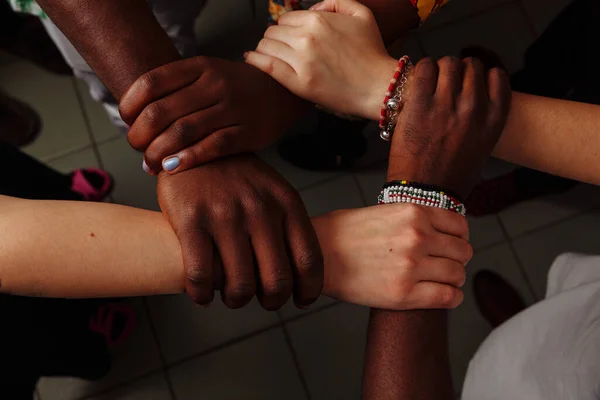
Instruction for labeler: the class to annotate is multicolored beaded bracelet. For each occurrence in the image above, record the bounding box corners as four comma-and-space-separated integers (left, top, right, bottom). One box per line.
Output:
379, 55, 412, 142
377, 180, 467, 216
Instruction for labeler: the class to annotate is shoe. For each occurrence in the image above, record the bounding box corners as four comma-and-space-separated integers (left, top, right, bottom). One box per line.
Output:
0, 92, 42, 147
70, 168, 114, 202
473, 270, 527, 328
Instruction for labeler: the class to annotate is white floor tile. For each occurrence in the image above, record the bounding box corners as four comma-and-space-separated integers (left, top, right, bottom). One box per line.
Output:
512, 210, 600, 298
499, 184, 600, 238
38, 299, 163, 400
258, 145, 342, 191
88, 373, 172, 400
299, 175, 365, 217
354, 168, 506, 250
0, 61, 92, 160
97, 137, 159, 211
169, 328, 306, 400
286, 304, 370, 400
522, 0, 574, 35
74, 80, 123, 144
46, 147, 99, 173
424, 0, 514, 29
449, 243, 535, 390
421, 3, 535, 73
147, 294, 279, 364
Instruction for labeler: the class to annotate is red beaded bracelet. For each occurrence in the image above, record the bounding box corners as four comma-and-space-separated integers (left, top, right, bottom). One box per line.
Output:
379, 55, 412, 141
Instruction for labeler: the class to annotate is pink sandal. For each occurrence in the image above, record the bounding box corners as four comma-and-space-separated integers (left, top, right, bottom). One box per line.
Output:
70, 168, 114, 202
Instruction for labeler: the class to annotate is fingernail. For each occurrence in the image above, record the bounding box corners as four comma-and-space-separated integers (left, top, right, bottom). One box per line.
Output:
243, 51, 249, 59
163, 156, 180, 172
142, 159, 151, 174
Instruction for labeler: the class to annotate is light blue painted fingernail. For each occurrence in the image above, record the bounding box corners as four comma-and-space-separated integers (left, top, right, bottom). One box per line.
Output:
163, 156, 180, 172
142, 159, 151, 174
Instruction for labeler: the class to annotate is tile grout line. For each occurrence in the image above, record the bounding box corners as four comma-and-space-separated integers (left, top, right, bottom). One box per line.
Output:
70, 78, 107, 171
494, 214, 540, 301
279, 320, 313, 400
141, 297, 179, 400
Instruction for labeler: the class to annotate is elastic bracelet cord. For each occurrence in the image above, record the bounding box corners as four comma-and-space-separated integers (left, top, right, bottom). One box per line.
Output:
382, 180, 463, 203
377, 180, 467, 216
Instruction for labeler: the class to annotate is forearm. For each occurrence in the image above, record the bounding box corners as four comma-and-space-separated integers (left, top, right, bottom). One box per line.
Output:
36, 0, 180, 99
0, 197, 340, 299
363, 310, 454, 399
359, 0, 419, 44
493, 92, 600, 185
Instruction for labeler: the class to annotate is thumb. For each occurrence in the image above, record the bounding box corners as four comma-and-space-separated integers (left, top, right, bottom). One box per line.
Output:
310, 0, 370, 17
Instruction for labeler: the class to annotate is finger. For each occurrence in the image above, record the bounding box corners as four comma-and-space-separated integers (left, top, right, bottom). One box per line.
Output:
142, 105, 229, 172
119, 57, 205, 124
127, 82, 218, 153
487, 67, 511, 120
460, 57, 487, 111
406, 57, 438, 111
409, 282, 464, 309
460, 46, 506, 71
163, 126, 245, 173
309, 0, 372, 18
427, 207, 469, 240
435, 56, 463, 109
418, 257, 466, 288
263, 24, 298, 45
244, 51, 297, 85
282, 195, 324, 308
248, 206, 293, 311
180, 230, 216, 306
214, 223, 257, 309
255, 38, 298, 68
428, 232, 473, 265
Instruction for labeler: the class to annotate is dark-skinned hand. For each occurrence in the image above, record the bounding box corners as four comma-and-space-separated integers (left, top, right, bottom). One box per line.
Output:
156, 154, 323, 310
388, 55, 512, 198
119, 57, 308, 174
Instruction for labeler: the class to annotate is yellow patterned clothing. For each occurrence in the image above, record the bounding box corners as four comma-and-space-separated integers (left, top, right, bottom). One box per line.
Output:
409, 0, 450, 24
268, 0, 303, 24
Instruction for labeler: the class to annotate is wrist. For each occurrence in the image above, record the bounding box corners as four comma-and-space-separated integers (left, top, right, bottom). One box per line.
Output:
362, 56, 399, 121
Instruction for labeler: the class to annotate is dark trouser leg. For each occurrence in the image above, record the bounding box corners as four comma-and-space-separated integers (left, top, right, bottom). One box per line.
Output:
0, 142, 82, 200
278, 112, 369, 171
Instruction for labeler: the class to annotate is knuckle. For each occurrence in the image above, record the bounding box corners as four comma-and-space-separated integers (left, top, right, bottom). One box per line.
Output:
296, 246, 324, 277
404, 203, 427, 221
144, 147, 163, 169
186, 265, 212, 288
463, 242, 474, 264
209, 201, 238, 224
299, 33, 317, 51
225, 282, 255, 309
243, 195, 270, 219
127, 131, 146, 152
171, 119, 195, 145
137, 71, 157, 97
262, 276, 293, 299
141, 101, 165, 127
436, 286, 460, 308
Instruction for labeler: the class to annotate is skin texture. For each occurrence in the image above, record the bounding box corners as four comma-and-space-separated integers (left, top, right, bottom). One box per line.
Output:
120, 57, 309, 174
0, 196, 471, 311
35, 0, 324, 311
362, 57, 511, 399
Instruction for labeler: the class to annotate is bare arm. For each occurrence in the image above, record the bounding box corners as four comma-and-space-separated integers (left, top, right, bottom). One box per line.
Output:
36, 0, 180, 99
0, 196, 469, 312
493, 92, 600, 185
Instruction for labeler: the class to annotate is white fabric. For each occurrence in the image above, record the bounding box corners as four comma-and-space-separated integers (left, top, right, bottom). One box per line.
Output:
462, 253, 600, 400
39, 0, 206, 128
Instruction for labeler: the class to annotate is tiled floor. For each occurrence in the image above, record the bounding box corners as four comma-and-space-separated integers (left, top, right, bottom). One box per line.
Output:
2, 0, 594, 398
